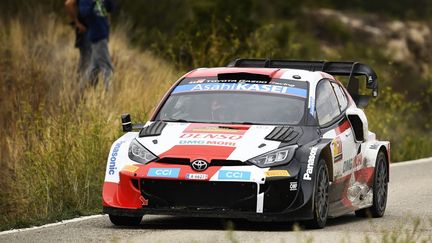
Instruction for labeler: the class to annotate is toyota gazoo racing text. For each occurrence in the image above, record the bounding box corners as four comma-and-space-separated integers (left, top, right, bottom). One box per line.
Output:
103, 59, 390, 228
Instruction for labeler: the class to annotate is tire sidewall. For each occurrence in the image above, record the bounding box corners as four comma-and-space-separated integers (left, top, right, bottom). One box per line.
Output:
372, 152, 388, 217
312, 159, 329, 228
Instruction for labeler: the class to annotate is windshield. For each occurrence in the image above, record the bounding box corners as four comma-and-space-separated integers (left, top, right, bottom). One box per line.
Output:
155, 78, 308, 125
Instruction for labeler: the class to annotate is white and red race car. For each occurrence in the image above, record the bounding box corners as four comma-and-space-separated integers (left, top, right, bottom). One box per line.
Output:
102, 59, 390, 228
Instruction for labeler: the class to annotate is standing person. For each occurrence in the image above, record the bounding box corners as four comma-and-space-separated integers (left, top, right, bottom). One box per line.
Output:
65, 0, 92, 77
80, 0, 114, 91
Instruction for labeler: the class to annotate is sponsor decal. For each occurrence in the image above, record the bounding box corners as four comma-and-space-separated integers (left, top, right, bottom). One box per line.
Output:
303, 146, 318, 181
189, 78, 206, 84
188, 79, 272, 84
179, 140, 205, 145
179, 140, 236, 147
139, 196, 149, 206
185, 173, 208, 180
172, 83, 307, 98
290, 182, 298, 191
188, 126, 244, 134
178, 125, 248, 146
343, 158, 353, 173
342, 154, 363, 173
265, 170, 290, 177
332, 137, 343, 162
121, 164, 139, 173
109, 141, 125, 175
147, 168, 180, 178
218, 170, 251, 180
369, 143, 379, 150
309, 96, 315, 115
206, 140, 236, 146
179, 133, 242, 140
353, 154, 363, 169
268, 81, 296, 87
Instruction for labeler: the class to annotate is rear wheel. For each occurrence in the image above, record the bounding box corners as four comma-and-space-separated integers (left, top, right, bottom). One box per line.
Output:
306, 159, 329, 229
355, 151, 388, 218
109, 214, 142, 226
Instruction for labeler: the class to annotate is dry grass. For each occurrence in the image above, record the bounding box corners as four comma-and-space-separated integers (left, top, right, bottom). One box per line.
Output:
0, 13, 179, 230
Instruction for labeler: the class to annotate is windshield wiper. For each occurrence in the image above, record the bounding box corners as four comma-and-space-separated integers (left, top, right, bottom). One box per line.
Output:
228, 121, 285, 125
161, 119, 204, 123
228, 121, 266, 125
161, 118, 189, 123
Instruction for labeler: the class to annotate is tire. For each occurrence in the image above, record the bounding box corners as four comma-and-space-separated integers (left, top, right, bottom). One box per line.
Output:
355, 151, 388, 218
306, 159, 330, 229
109, 214, 142, 226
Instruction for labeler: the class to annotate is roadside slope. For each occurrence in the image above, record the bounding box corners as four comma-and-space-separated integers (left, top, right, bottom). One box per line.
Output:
0, 13, 179, 230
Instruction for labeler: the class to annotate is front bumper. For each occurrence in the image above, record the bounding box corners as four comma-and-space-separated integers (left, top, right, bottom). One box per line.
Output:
103, 201, 313, 222
102, 163, 314, 221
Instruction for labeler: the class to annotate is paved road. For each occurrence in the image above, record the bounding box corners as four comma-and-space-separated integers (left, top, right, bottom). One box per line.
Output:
1, 158, 432, 243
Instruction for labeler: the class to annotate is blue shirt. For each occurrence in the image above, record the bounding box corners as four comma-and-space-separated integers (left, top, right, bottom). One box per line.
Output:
79, 0, 114, 43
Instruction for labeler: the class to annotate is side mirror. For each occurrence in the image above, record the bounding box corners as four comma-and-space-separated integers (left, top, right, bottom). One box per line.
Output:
346, 107, 368, 142
121, 113, 132, 132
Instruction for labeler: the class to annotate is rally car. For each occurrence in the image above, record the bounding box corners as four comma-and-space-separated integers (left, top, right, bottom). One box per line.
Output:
102, 59, 390, 229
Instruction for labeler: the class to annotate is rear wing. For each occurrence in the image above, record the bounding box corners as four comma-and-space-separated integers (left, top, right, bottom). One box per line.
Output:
227, 59, 378, 107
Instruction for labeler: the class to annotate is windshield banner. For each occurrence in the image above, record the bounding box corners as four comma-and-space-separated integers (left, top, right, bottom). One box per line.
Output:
172, 83, 307, 98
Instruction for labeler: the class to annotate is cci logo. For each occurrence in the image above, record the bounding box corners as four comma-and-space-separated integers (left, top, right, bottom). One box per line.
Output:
218, 170, 251, 180
147, 168, 180, 178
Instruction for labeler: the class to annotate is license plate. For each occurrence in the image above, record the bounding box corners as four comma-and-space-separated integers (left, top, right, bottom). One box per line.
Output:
185, 173, 208, 180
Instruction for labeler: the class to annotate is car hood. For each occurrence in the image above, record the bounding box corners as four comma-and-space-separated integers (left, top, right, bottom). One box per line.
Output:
136, 122, 291, 162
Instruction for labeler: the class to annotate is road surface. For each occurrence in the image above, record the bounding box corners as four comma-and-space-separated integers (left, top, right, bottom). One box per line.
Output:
1, 158, 432, 243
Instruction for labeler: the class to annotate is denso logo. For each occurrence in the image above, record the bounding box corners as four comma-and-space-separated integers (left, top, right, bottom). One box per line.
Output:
108, 141, 125, 175
303, 147, 318, 181
180, 133, 242, 140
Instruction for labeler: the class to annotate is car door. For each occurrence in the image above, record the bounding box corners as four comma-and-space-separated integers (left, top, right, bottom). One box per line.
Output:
315, 80, 357, 181
316, 79, 363, 214
330, 82, 362, 178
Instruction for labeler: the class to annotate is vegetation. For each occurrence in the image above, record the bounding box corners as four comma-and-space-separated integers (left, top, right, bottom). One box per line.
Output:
0, 12, 178, 230
114, 1, 432, 162
0, 0, 431, 230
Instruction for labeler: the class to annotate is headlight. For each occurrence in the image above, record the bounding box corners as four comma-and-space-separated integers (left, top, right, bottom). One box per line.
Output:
248, 145, 297, 167
128, 139, 157, 164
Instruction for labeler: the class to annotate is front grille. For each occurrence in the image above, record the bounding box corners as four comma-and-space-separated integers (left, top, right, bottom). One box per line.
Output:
156, 157, 190, 165
140, 179, 257, 211
155, 158, 246, 166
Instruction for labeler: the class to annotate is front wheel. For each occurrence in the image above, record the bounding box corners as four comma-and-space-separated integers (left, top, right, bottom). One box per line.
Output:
109, 214, 142, 226
355, 151, 388, 218
306, 159, 329, 229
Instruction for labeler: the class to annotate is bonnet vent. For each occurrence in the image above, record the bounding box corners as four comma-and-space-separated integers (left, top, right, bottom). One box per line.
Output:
139, 121, 167, 137
265, 126, 299, 143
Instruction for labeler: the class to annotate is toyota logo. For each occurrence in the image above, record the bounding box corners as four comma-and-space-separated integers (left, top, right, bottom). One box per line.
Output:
191, 159, 209, 171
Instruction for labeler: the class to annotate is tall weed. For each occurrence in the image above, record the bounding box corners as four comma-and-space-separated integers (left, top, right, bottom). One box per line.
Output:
0, 13, 178, 230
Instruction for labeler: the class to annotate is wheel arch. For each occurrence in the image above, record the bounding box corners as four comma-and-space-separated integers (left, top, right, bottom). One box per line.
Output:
363, 140, 390, 182
319, 144, 333, 182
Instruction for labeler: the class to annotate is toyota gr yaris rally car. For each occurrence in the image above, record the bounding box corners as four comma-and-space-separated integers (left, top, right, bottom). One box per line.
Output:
102, 59, 390, 228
